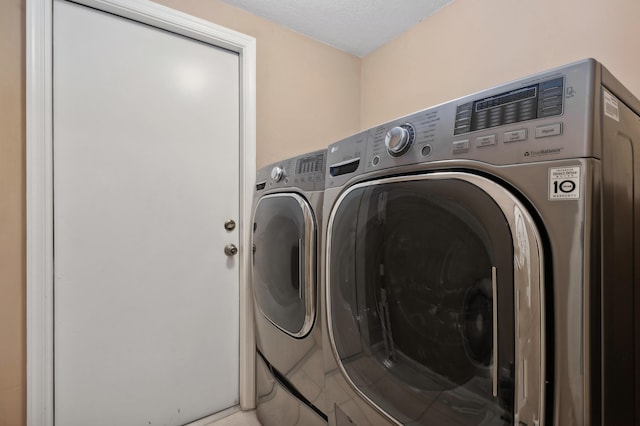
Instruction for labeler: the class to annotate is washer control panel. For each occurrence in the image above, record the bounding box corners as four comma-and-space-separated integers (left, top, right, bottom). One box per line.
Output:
325, 59, 598, 189
367, 107, 441, 169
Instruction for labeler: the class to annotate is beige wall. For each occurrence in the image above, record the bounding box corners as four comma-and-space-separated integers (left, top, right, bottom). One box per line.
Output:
362, 0, 640, 128
0, 0, 25, 424
154, 0, 362, 168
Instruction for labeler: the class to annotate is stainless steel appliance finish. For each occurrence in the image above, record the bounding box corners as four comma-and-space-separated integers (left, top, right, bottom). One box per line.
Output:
322, 59, 640, 425
252, 150, 328, 425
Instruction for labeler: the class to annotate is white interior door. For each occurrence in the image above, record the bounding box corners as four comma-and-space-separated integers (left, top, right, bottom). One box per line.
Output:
53, 1, 240, 424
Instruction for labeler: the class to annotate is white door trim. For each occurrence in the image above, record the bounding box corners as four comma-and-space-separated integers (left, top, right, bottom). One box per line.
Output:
26, 1, 256, 424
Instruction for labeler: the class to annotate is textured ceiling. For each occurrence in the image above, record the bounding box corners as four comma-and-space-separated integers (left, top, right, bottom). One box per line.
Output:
219, 0, 454, 57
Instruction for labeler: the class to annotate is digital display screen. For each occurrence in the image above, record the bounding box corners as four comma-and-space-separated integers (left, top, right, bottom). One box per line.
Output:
296, 154, 324, 175
474, 86, 537, 112
453, 77, 564, 135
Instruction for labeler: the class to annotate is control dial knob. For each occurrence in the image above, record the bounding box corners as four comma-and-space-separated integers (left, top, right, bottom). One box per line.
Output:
271, 166, 285, 182
385, 124, 415, 157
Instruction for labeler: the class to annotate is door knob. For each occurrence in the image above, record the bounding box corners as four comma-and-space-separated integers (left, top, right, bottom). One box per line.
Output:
224, 244, 238, 256
224, 219, 236, 231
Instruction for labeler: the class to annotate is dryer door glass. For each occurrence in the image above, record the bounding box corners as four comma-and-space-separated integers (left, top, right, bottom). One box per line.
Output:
327, 175, 538, 425
253, 194, 316, 337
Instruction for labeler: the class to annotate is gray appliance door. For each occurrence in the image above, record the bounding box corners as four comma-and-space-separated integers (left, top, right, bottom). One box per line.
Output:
253, 193, 317, 338
327, 172, 544, 425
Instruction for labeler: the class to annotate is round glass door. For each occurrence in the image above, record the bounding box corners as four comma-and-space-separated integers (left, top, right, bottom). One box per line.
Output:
327, 173, 544, 425
253, 193, 316, 338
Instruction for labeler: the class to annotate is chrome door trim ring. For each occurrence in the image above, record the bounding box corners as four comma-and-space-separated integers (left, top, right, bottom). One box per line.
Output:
325, 171, 546, 425
252, 192, 317, 338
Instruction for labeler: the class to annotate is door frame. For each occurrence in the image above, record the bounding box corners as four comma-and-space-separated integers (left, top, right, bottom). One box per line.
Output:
26, 0, 257, 424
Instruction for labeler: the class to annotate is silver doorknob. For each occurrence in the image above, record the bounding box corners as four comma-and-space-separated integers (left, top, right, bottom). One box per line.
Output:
224, 219, 236, 231
224, 244, 238, 256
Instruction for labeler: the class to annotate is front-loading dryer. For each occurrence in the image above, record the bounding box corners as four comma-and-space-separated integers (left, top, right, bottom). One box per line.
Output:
322, 59, 640, 425
252, 150, 327, 425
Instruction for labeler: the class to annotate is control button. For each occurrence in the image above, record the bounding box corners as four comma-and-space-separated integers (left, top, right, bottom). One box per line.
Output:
504, 104, 518, 124
271, 166, 285, 182
385, 124, 415, 157
454, 104, 472, 135
371, 155, 380, 166
540, 96, 562, 108
452, 140, 470, 153
539, 106, 563, 117
421, 144, 433, 157
504, 129, 527, 143
541, 87, 562, 97
535, 123, 563, 139
476, 135, 496, 147
475, 111, 489, 129
539, 77, 564, 92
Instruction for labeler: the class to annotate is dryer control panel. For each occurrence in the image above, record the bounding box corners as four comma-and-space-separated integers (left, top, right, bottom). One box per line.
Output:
256, 150, 326, 193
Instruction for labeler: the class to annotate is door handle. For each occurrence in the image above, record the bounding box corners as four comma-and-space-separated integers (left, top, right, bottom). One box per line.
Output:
224, 219, 236, 231
491, 266, 498, 397
224, 244, 238, 256
298, 239, 304, 299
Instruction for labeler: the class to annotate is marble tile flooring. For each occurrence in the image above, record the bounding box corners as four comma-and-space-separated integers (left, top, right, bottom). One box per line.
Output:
187, 406, 261, 426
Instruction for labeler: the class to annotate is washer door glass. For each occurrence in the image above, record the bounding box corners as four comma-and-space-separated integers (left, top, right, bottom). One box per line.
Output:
253, 193, 316, 337
328, 174, 538, 425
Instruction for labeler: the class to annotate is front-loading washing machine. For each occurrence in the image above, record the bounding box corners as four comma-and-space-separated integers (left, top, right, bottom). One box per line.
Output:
252, 149, 328, 425
322, 59, 640, 425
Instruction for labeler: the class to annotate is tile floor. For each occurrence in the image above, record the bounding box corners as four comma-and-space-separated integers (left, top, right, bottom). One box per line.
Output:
187, 406, 261, 426
206, 410, 261, 426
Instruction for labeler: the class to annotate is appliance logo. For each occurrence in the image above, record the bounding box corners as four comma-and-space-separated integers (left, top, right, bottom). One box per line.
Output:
524, 147, 563, 157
